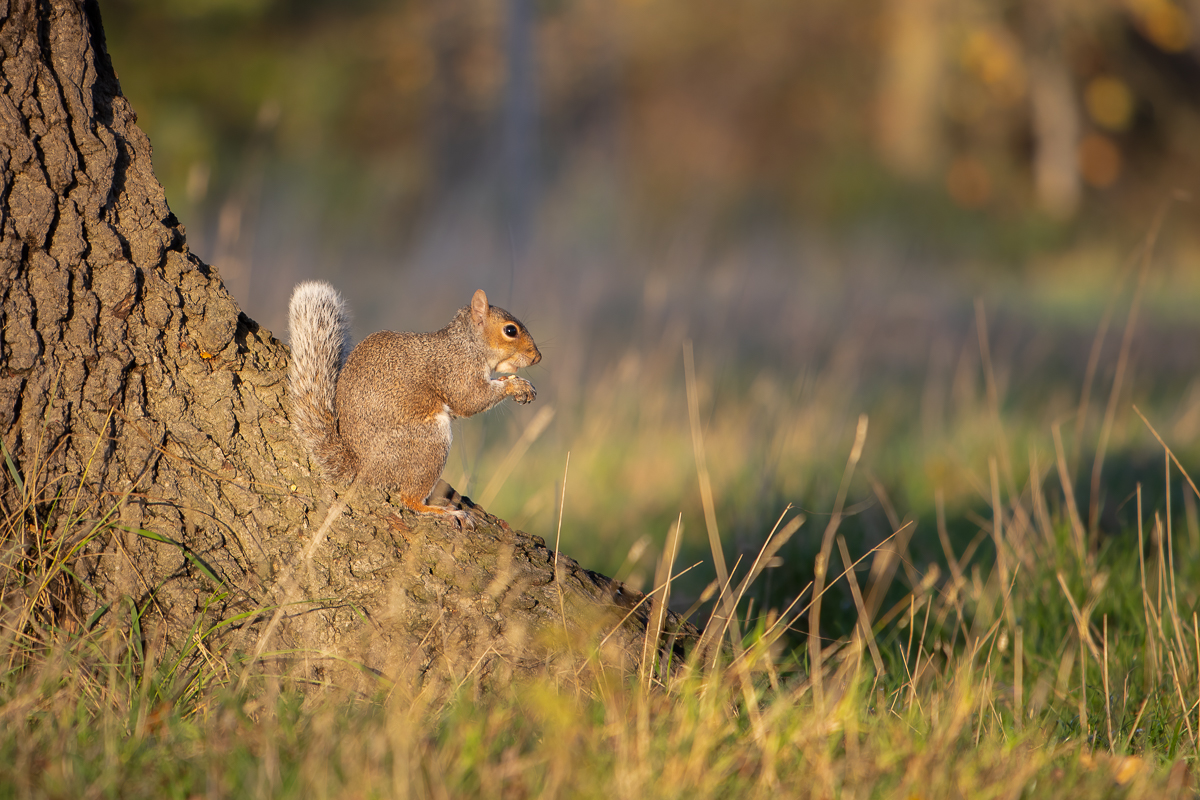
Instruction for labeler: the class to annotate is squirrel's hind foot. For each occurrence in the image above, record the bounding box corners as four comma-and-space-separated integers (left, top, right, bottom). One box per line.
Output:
403, 500, 477, 530
402, 482, 486, 530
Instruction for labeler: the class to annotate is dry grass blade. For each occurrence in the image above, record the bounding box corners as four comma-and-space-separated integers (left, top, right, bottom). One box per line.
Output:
593, 561, 704, 655
1071, 230, 1152, 469
724, 511, 802, 631
1056, 572, 1100, 662
1168, 651, 1196, 747
866, 511, 917, 622
696, 554, 744, 659
1089, 199, 1173, 535
1136, 485, 1161, 677
1194, 611, 1200, 741
739, 522, 909, 677
988, 456, 1011, 622
1014, 625, 1024, 731
1133, 406, 1200, 502
811, 413, 868, 709
1103, 615, 1113, 754
684, 340, 737, 646
641, 514, 683, 687
1052, 421, 1088, 560
975, 300, 1016, 501
554, 452, 571, 643
707, 512, 803, 670
837, 534, 885, 677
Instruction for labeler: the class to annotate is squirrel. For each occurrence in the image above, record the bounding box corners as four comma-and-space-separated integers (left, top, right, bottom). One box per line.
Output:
287, 281, 541, 525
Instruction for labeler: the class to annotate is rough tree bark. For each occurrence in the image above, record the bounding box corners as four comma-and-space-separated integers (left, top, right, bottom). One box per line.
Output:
0, 0, 696, 695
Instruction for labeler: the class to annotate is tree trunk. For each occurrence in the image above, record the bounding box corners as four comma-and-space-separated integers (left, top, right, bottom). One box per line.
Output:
875, 0, 946, 180
1024, 1, 1080, 220
0, 0, 696, 695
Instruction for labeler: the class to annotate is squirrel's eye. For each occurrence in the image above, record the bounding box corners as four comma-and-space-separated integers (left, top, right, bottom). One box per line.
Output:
503, 324, 519, 338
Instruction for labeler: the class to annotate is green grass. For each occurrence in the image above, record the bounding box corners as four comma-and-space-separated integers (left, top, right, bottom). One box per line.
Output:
5, 424, 1200, 797
3, 500, 1200, 799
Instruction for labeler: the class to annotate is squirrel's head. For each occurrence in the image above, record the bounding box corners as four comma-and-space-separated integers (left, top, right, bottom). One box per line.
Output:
471, 289, 542, 373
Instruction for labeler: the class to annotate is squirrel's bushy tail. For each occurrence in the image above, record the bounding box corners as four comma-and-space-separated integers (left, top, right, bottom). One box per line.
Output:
287, 281, 357, 481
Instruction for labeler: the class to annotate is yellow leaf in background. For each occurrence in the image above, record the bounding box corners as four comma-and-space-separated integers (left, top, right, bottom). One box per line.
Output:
1127, 0, 1192, 52
960, 28, 1025, 104
1085, 77, 1134, 132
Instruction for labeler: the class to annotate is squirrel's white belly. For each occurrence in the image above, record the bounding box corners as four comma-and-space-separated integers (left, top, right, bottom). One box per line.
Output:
436, 404, 452, 444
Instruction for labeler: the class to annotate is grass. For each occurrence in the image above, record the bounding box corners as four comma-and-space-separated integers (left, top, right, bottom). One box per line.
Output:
4, 227, 1200, 797
3, 491, 1200, 798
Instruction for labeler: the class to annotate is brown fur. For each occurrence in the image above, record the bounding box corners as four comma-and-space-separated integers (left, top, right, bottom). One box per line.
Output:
288, 283, 540, 519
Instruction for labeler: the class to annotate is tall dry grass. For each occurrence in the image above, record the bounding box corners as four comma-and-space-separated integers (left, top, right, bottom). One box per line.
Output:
2, 399, 1198, 797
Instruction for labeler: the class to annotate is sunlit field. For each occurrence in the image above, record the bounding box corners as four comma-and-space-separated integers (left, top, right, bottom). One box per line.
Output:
5, 1, 1200, 797
6, 210, 1200, 796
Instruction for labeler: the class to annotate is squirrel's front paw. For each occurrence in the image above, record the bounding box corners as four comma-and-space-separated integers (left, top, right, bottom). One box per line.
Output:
505, 376, 537, 404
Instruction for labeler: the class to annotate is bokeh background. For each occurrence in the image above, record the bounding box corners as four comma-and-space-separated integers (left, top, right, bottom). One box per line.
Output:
101, 0, 1200, 623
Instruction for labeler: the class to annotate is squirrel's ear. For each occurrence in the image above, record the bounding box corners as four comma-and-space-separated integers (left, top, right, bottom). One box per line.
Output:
470, 290, 489, 324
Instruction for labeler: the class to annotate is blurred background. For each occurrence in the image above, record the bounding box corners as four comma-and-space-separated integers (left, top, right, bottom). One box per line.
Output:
102, 0, 1200, 625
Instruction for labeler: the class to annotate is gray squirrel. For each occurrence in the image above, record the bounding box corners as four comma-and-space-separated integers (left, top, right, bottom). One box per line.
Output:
287, 281, 541, 523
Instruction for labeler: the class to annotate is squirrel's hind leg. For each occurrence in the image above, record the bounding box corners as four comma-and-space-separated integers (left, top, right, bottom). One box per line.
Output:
399, 495, 477, 530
